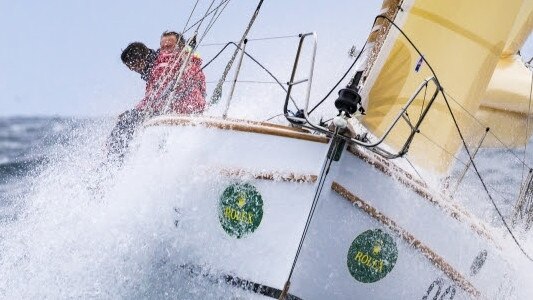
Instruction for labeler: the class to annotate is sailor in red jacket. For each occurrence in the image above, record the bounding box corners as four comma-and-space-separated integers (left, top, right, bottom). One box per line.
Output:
136, 32, 206, 116
107, 32, 206, 162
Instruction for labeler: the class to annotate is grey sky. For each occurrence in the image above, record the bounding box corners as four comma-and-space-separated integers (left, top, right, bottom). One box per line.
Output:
0, 0, 531, 117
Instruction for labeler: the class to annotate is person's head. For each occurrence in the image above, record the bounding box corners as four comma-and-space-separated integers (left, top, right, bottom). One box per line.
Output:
121, 42, 152, 73
160, 31, 185, 52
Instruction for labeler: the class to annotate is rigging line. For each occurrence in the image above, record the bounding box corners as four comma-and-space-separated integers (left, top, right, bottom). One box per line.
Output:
183, 0, 231, 34
147, 0, 218, 107
247, 34, 301, 42
264, 113, 284, 121
443, 90, 532, 170
308, 39, 367, 115
404, 156, 429, 186
418, 131, 469, 167
441, 90, 533, 262
200, 42, 233, 47
283, 130, 343, 292
487, 183, 517, 207
198, 0, 230, 43
201, 42, 233, 70
422, 127, 519, 209
166, 0, 231, 107
182, 0, 200, 34
206, 80, 278, 84
199, 34, 300, 47
421, 129, 514, 207
162, 0, 218, 113
199, 41, 300, 109
211, 0, 265, 104
308, 13, 445, 116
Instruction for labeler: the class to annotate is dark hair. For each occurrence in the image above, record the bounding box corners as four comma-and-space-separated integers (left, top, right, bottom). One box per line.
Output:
121, 42, 151, 65
161, 31, 186, 46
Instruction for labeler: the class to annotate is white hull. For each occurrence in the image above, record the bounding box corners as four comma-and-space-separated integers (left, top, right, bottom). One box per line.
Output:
121, 115, 512, 299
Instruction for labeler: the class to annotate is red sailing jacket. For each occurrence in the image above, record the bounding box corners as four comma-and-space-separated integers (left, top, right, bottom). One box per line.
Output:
136, 49, 206, 115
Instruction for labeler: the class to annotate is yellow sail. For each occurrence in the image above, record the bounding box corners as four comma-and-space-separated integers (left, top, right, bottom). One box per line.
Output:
476, 55, 533, 147
474, 0, 533, 148
502, 0, 533, 57
359, 0, 523, 173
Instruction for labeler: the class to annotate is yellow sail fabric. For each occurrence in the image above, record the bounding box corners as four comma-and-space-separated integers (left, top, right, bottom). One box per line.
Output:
473, 0, 533, 148
502, 0, 533, 57
359, 0, 523, 173
475, 55, 533, 147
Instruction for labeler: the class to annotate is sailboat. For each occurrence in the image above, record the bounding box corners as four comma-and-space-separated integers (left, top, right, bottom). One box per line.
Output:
115, 0, 533, 298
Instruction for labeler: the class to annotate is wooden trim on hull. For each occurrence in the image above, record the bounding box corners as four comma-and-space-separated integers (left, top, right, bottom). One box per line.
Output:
347, 145, 497, 247
144, 115, 329, 144
332, 182, 481, 299
219, 168, 317, 184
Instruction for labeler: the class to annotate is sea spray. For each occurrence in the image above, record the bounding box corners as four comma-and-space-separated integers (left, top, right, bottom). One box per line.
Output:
0, 119, 250, 299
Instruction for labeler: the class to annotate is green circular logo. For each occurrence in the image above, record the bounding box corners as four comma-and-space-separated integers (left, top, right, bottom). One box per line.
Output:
218, 183, 263, 238
347, 229, 398, 283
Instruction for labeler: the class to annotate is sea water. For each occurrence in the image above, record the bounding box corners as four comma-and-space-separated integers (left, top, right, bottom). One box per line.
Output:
1, 116, 533, 299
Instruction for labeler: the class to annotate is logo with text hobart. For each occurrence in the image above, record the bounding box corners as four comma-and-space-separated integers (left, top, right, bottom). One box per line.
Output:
347, 229, 398, 283
219, 183, 263, 238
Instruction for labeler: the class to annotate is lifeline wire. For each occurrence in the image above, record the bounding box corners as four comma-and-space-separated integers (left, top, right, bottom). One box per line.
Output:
200, 34, 299, 47
200, 41, 300, 110
444, 90, 533, 170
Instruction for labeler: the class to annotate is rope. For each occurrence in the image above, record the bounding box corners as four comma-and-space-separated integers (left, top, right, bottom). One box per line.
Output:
418, 131, 468, 167
182, 0, 200, 34
200, 41, 300, 110
308, 39, 368, 115
210, 0, 265, 104
282, 131, 343, 296
206, 80, 278, 84
264, 113, 284, 121
247, 34, 300, 42
163, 0, 231, 113
160, 0, 218, 114
404, 156, 429, 186
198, 0, 231, 43
142, 0, 219, 116
200, 34, 299, 47
443, 90, 533, 170
183, 0, 231, 34
441, 90, 533, 262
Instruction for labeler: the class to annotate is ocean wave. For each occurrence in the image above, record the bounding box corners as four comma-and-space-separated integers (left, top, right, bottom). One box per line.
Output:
0, 156, 48, 178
